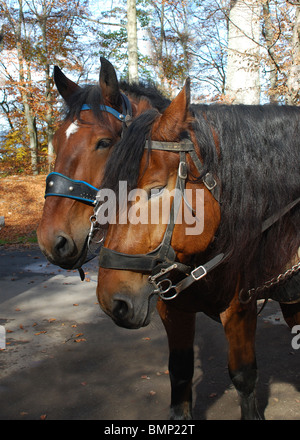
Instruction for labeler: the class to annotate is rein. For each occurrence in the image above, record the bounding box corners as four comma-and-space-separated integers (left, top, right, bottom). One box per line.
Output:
44, 93, 132, 206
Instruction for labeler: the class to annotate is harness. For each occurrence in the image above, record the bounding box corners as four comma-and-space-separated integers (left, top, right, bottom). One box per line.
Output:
44, 93, 132, 205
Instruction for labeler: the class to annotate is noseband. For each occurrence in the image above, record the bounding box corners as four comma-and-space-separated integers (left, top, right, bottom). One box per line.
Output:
44, 93, 132, 206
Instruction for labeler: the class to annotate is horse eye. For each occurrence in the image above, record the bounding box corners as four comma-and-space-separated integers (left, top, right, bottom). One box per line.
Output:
95, 138, 112, 150
149, 186, 166, 199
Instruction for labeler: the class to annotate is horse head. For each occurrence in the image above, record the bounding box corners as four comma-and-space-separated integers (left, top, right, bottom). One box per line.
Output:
37, 58, 154, 270
96, 81, 221, 328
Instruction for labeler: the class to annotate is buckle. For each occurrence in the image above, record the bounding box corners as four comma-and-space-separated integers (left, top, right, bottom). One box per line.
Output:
191, 265, 207, 280
179, 162, 188, 179
203, 173, 217, 191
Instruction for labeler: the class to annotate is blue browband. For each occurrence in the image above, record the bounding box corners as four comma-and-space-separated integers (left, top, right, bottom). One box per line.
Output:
44, 93, 132, 205
81, 103, 125, 121
80, 92, 132, 122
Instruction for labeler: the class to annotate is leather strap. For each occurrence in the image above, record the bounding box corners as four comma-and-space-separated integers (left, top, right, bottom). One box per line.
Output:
45, 172, 99, 206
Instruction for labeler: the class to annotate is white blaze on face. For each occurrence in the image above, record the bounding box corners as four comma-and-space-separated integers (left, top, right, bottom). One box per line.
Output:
66, 121, 79, 139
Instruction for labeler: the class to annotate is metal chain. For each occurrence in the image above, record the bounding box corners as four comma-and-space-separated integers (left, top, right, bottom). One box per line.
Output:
239, 260, 300, 304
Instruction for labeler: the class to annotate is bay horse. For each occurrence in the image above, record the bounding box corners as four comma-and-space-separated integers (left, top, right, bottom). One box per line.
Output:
37, 57, 170, 270
95, 80, 300, 419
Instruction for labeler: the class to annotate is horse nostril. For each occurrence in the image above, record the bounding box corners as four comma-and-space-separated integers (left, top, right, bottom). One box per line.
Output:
113, 299, 129, 320
54, 235, 75, 259
112, 296, 135, 324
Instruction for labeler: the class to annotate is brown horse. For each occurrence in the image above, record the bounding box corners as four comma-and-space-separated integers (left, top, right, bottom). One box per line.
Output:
37, 58, 169, 270
38, 60, 300, 420
95, 80, 300, 419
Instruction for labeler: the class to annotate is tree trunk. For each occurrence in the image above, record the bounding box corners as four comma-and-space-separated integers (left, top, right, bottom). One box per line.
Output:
41, 18, 55, 171
262, 1, 279, 103
24, 102, 39, 174
15, 0, 39, 174
287, 5, 300, 105
226, 0, 261, 104
127, 0, 139, 83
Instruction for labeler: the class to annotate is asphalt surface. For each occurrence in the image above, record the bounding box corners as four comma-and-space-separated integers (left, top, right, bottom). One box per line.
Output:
0, 245, 300, 421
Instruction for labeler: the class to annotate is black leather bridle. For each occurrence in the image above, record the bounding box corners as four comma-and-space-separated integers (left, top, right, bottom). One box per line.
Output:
94, 137, 223, 300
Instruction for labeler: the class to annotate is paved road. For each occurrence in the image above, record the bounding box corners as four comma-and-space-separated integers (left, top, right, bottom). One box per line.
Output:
0, 245, 299, 420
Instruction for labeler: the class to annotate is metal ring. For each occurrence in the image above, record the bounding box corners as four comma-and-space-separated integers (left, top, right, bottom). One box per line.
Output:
157, 279, 179, 300
157, 279, 172, 294
159, 288, 179, 301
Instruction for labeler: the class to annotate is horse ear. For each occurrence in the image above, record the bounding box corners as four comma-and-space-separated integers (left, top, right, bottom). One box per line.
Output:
156, 78, 191, 139
99, 57, 122, 106
53, 66, 80, 103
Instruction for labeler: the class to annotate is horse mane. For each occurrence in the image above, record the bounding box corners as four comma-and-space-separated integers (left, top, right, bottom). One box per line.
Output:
193, 103, 300, 294
100, 109, 160, 198
120, 81, 170, 113
63, 81, 170, 122
101, 103, 300, 299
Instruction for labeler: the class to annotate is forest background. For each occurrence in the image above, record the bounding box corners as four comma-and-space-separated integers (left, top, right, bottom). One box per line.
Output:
0, 0, 299, 175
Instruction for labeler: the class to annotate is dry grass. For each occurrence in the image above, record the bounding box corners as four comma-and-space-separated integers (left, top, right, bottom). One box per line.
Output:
0, 175, 46, 245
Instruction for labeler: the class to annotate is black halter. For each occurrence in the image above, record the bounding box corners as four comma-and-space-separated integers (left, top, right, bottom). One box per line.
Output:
44, 93, 132, 205
95, 138, 222, 300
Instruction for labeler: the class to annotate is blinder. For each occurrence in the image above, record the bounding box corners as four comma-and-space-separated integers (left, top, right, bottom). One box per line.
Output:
45, 172, 99, 206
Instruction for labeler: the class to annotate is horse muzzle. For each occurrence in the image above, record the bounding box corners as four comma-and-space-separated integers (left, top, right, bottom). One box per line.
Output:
98, 284, 158, 329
